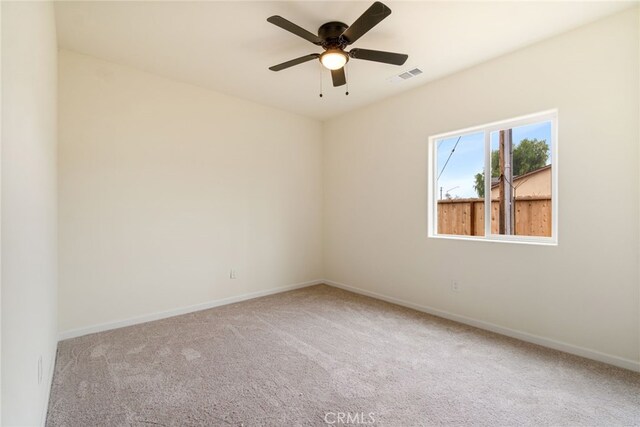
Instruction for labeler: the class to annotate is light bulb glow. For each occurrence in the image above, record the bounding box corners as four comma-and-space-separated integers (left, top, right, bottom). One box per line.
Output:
320, 50, 348, 70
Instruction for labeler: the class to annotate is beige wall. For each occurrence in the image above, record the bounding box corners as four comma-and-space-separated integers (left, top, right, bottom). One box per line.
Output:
58, 50, 323, 334
324, 8, 639, 367
1, 2, 58, 425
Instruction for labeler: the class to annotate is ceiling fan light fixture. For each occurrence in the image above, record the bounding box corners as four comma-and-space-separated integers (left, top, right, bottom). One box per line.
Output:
320, 50, 348, 70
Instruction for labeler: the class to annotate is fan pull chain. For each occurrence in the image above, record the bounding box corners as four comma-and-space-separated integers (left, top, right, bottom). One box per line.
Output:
345, 63, 349, 96
319, 62, 323, 98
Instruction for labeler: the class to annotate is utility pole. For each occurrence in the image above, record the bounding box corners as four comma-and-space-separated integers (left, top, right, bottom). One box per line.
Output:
498, 129, 514, 235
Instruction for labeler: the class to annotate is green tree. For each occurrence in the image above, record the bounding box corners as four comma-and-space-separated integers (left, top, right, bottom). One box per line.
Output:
474, 172, 485, 198
473, 138, 549, 198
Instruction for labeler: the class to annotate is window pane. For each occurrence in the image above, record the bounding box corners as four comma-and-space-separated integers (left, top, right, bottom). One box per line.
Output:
490, 121, 552, 237
436, 132, 485, 236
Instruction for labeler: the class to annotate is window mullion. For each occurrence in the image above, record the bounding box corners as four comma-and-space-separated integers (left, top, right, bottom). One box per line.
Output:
484, 130, 491, 237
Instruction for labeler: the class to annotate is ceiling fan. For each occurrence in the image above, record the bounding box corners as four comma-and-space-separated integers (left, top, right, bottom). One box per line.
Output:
267, 1, 408, 90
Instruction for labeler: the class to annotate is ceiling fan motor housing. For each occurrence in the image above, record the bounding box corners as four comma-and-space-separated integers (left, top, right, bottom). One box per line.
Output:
318, 21, 349, 49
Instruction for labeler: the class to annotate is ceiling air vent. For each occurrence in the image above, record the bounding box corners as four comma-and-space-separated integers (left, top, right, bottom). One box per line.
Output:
387, 67, 423, 83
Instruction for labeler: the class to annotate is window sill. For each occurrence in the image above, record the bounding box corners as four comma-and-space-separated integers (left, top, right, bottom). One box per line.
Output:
428, 234, 558, 246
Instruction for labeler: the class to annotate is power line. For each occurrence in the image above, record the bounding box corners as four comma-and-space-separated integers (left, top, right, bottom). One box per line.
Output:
437, 136, 462, 181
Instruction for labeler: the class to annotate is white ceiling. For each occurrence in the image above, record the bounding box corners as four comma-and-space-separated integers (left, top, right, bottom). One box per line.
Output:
54, 1, 634, 121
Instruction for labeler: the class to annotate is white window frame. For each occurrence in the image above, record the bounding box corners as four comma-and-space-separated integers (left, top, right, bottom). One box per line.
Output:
428, 110, 558, 245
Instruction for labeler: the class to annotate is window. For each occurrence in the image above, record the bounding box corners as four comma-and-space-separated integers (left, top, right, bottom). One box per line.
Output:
428, 110, 557, 244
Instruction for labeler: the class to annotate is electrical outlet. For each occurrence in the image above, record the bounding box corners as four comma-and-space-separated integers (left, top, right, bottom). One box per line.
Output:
230, 269, 237, 279
451, 280, 461, 292
38, 356, 43, 385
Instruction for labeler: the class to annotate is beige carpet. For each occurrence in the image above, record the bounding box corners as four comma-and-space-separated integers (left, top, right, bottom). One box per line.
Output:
47, 285, 640, 426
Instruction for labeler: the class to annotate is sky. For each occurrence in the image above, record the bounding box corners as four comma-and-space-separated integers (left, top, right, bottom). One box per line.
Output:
436, 121, 552, 199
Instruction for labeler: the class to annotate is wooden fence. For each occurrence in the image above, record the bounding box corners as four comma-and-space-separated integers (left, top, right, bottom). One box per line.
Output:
437, 196, 551, 237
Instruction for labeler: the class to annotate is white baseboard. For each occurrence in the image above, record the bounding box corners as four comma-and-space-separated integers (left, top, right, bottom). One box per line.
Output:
58, 279, 324, 341
41, 343, 57, 426
324, 280, 640, 373
57, 278, 639, 372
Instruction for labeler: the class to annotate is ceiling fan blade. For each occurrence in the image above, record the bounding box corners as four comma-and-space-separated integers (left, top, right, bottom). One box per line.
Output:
349, 48, 408, 65
340, 2, 391, 45
267, 16, 323, 45
331, 68, 346, 87
269, 54, 320, 72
